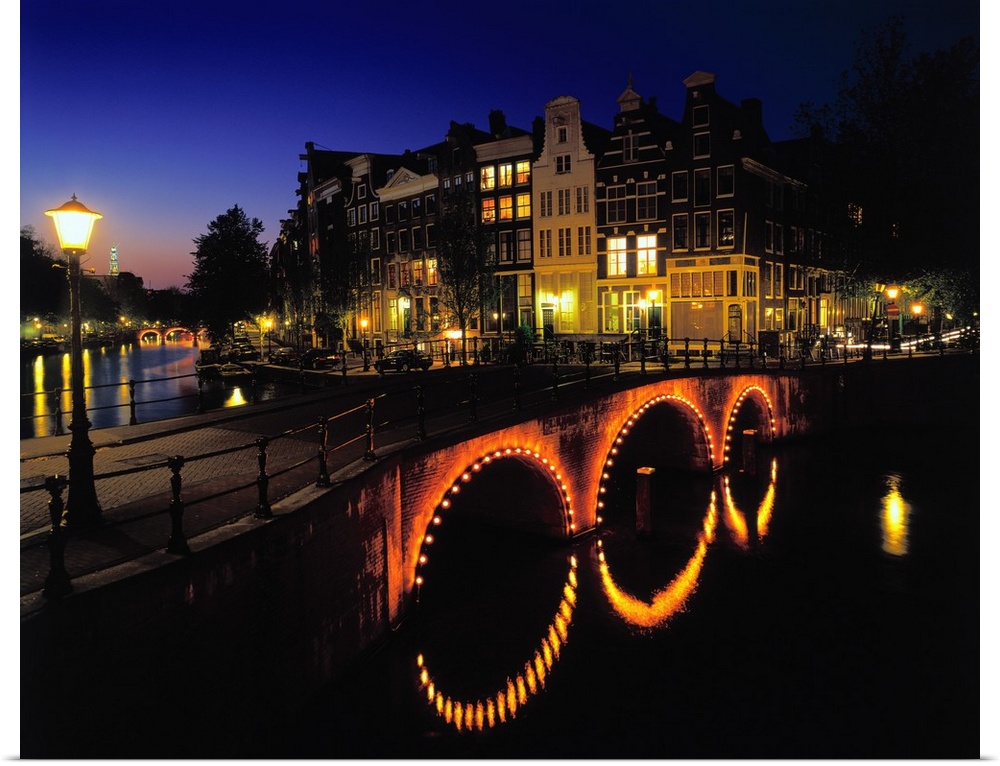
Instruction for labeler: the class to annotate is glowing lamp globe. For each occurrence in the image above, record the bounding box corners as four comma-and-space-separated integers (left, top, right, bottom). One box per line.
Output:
45, 195, 102, 253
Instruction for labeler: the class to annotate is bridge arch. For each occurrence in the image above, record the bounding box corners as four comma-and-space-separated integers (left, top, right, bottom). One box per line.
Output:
135, 326, 197, 344
593, 393, 717, 528
412, 445, 576, 600
722, 385, 777, 467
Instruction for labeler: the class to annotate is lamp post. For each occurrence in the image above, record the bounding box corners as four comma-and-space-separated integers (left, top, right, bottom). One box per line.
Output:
45, 195, 103, 529
884, 284, 900, 351
360, 317, 369, 371
648, 290, 660, 339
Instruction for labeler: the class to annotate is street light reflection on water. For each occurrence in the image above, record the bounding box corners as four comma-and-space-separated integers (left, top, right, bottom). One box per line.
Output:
880, 473, 911, 557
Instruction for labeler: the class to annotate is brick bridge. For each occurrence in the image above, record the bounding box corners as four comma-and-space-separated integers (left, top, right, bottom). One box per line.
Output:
23, 355, 974, 756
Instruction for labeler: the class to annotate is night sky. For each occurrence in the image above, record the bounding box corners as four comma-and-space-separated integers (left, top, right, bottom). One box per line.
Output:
19, 0, 980, 291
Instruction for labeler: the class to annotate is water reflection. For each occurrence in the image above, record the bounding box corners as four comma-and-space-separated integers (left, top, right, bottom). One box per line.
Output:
722, 458, 778, 547
415, 554, 578, 731
597, 490, 718, 630
880, 473, 910, 557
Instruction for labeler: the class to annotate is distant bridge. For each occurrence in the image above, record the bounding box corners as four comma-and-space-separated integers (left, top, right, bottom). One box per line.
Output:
135, 326, 208, 344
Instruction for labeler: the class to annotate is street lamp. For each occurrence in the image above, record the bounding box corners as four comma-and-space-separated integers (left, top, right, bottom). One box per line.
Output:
360, 317, 369, 372
45, 194, 103, 528
884, 284, 900, 351
647, 290, 660, 339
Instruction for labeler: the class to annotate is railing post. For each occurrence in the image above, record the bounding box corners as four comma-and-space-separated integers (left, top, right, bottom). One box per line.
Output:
684, 337, 691, 369
883, 343, 889, 361
128, 379, 138, 425
53, 388, 64, 436
42, 475, 72, 599
639, 342, 646, 376
416, 383, 427, 441
196, 371, 205, 413
719, 338, 727, 370
748, 341, 755, 369
512, 364, 522, 411
364, 398, 377, 461
702, 338, 709, 369
316, 416, 330, 486
254, 436, 272, 518
165, 455, 190, 555
469, 373, 479, 422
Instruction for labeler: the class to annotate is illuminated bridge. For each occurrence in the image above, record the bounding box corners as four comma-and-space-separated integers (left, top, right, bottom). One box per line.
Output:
21, 352, 975, 756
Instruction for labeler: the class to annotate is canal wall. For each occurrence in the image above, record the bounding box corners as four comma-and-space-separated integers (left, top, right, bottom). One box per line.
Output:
21, 353, 977, 757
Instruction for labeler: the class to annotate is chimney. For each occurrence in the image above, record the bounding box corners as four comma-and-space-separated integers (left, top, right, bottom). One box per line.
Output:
489, 109, 507, 137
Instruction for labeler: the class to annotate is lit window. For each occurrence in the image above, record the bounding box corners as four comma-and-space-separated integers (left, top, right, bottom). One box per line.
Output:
637, 234, 657, 275
516, 193, 531, 218
480, 166, 496, 191
499, 195, 513, 220
516, 161, 531, 184
499, 163, 513, 187
427, 258, 438, 285
413, 258, 425, 286
607, 236, 627, 277
481, 199, 496, 223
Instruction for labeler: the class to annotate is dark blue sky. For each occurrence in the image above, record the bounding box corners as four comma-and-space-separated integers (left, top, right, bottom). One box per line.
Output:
19, 0, 980, 289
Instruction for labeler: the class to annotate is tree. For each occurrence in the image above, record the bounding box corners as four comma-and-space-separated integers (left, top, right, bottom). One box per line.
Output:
185, 205, 269, 342
21, 226, 65, 318
435, 189, 497, 363
794, 18, 979, 281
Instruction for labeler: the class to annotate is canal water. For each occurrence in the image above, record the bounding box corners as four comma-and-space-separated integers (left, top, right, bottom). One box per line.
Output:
267, 422, 980, 759
19, 341, 298, 439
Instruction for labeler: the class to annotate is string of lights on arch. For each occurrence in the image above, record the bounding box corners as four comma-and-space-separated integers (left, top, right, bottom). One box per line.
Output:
411, 447, 578, 731
722, 386, 777, 467
414, 446, 576, 595
594, 393, 717, 527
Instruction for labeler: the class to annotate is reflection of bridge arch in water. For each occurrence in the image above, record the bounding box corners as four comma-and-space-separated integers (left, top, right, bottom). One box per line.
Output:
596, 491, 718, 631
415, 555, 578, 731
411, 446, 580, 730
722, 458, 778, 547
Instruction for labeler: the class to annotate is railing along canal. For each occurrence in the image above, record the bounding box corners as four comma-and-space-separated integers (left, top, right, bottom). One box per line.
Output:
22, 325, 977, 600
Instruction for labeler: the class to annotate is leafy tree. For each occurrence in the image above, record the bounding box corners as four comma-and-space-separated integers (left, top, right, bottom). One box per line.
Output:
185, 205, 269, 342
21, 226, 65, 318
435, 189, 497, 363
794, 17, 979, 281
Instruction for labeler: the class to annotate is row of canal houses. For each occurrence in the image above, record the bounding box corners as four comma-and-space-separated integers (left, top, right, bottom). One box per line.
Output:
271, 71, 861, 354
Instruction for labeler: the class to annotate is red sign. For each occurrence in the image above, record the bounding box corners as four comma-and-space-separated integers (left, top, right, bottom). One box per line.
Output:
886, 303, 900, 318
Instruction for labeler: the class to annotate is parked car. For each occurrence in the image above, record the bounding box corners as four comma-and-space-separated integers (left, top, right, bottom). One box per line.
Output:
301, 347, 342, 370
374, 349, 433, 373
267, 347, 300, 366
